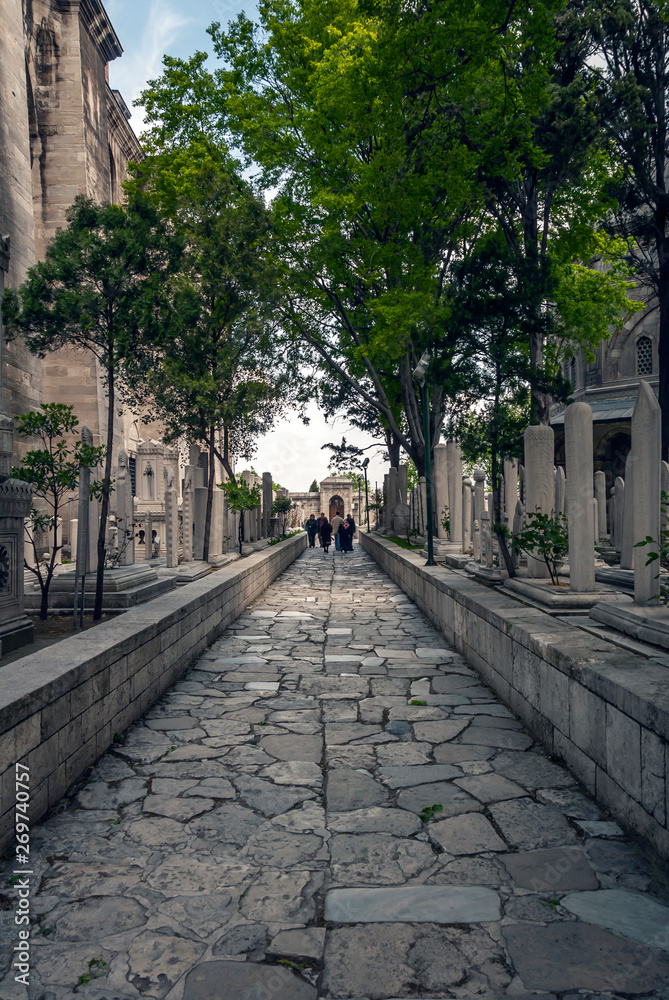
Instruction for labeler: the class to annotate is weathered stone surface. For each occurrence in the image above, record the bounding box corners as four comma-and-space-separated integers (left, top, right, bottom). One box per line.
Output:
377, 764, 462, 788
561, 889, 669, 950
157, 894, 234, 936
142, 795, 215, 821
326, 768, 387, 811
413, 719, 470, 742
490, 799, 575, 850
259, 761, 323, 786
396, 782, 480, 817
259, 734, 323, 761
433, 744, 495, 763
267, 926, 326, 960
183, 960, 317, 999
234, 774, 315, 815
49, 897, 147, 940
501, 846, 598, 891
503, 922, 669, 993
240, 870, 321, 923
244, 827, 323, 866
328, 806, 422, 836
325, 885, 500, 923
375, 742, 432, 766
128, 932, 205, 998
454, 772, 527, 803
146, 857, 252, 894
330, 833, 435, 884
459, 726, 533, 749
187, 803, 266, 846
429, 812, 506, 854
433, 856, 504, 887
76, 779, 147, 811
536, 787, 601, 820
145, 715, 200, 731
493, 751, 576, 788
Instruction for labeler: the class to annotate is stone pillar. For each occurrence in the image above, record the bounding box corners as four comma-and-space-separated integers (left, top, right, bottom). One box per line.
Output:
88, 488, 99, 576
165, 485, 178, 568
116, 449, 134, 566
662, 461, 669, 543
613, 477, 625, 555
383, 474, 390, 530
632, 381, 661, 602
388, 466, 399, 533
419, 477, 427, 536
193, 486, 207, 560
182, 472, 194, 562
620, 453, 634, 570
145, 513, 153, 561
433, 444, 449, 539
564, 402, 595, 592
448, 441, 463, 544
594, 470, 607, 542
554, 466, 566, 515
262, 473, 273, 538
524, 424, 555, 579
473, 469, 485, 562
209, 488, 224, 559
462, 478, 473, 553
70, 518, 78, 561
504, 459, 519, 528
398, 464, 409, 507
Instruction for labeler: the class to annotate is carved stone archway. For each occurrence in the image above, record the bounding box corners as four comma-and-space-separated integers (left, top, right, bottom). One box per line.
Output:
329, 496, 344, 523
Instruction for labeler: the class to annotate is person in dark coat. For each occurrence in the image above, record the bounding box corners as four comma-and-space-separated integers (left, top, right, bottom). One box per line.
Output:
305, 515, 318, 548
347, 513, 356, 536
320, 517, 333, 553
317, 512, 326, 547
338, 517, 354, 553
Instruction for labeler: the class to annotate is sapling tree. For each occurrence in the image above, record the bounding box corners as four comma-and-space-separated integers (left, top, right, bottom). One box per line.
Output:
272, 496, 293, 537
13, 404, 104, 619
218, 479, 262, 554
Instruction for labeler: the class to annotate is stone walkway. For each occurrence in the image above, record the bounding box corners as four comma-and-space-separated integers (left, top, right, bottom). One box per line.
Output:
3, 544, 669, 1000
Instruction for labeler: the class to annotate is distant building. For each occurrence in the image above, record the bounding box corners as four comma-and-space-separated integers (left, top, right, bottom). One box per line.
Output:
550, 290, 659, 488
290, 476, 360, 524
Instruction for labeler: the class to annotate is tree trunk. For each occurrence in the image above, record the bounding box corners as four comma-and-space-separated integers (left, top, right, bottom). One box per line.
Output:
202, 424, 215, 562
93, 366, 115, 621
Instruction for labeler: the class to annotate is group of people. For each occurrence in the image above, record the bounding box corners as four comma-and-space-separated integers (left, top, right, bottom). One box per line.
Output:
305, 511, 356, 554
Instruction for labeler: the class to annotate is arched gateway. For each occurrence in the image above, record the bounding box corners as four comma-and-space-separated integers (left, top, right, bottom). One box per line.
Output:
329, 496, 345, 522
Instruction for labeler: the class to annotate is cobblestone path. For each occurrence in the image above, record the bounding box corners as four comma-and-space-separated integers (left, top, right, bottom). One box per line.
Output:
3, 545, 669, 1000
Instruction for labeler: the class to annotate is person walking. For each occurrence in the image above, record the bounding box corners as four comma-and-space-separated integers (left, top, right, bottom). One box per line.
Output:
317, 512, 326, 547
305, 514, 318, 548
338, 516, 354, 554
319, 516, 333, 553
347, 513, 356, 539
331, 510, 344, 552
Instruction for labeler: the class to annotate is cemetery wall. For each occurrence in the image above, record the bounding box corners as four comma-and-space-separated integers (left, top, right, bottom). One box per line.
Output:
360, 531, 669, 858
0, 532, 307, 856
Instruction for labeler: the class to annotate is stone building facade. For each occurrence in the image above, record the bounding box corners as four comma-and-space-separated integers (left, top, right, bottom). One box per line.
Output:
0, 0, 143, 463
551, 288, 660, 488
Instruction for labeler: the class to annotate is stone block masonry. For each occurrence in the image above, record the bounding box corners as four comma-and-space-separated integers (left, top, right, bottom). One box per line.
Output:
0, 532, 306, 855
360, 531, 669, 857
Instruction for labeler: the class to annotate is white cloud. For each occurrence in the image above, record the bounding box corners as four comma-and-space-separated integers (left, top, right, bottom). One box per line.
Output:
108, 0, 194, 135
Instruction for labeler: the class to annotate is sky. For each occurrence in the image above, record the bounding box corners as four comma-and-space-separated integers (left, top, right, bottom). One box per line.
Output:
105, 0, 391, 492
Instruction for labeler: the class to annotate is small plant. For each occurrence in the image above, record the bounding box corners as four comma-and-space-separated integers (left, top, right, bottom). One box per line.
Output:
410, 699, 427, 706
77, 958, 108, 986
256, 720, 268, 726
165, 746, 177, 755
441, 505, 451, 536
512, 509, 569, 585
218, 479, 262, 554
634, 490, 669, 603
113, 733, 123, 744
272, 495, 294, 537
419, 803, 443, 823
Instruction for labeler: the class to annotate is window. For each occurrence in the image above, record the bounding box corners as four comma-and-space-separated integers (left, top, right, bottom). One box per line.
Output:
129, 456, 136, 496
570, 358, 577, 387
636, 336, 653, 376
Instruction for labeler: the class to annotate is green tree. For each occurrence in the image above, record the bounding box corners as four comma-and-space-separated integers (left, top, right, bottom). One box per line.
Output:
218, 478, 262, 554
593, 0, 669, 458
13, 404, 104, 619
128, 144, 306, 561
2, 195, 182, 619
308, 480, 319, 492
272, 495, 293, 536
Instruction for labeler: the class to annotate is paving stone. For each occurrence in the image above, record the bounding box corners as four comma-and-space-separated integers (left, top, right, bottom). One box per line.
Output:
244, 827, 324, 866
127, 932, 205, 998
503, 922, 669, 993
536, 787, 602, 820
47, 897, 147, 940
561, 888, 669, 950
377, 764, 462, 788
330, 833, 435, 883
233, 774, 315, 815
240, 869, 321, 923
573, 819, 624, 838
396, 782, 481, 817
376, 742, 433, 766
459, 726, 533, 750
454, 772, 527, 803
492, 750, 577, 788
157, 894, 234, 936
142, 794, 215, 821
146, 856, 252, 894
501, 846, 599, 891
325, 722, 383, 744
259, 760, 323, 786
182, 960, 316, 999
328, 806, 422, 836
182, 777, 236, 799
186, 802, 266, 846
267, 926, 326, 960
432, 675, 482, 693
259, 733, 323, 761
489, 799, 576, 850
76, 778, 147, 810
432, 856, 504, 887
325, 885, 500, 922
433, 743, 495, 763
413, 719, 470, 742
145, 715, 200, 730
326, 768, 387, 810
429, 812, 506, 854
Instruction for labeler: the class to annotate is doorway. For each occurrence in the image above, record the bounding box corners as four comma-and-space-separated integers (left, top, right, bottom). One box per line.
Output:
329, 496, 344, 522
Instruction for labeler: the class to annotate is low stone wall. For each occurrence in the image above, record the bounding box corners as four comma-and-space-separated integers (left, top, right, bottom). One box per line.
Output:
360, 532, 669, 858
0, 533, 307, 856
